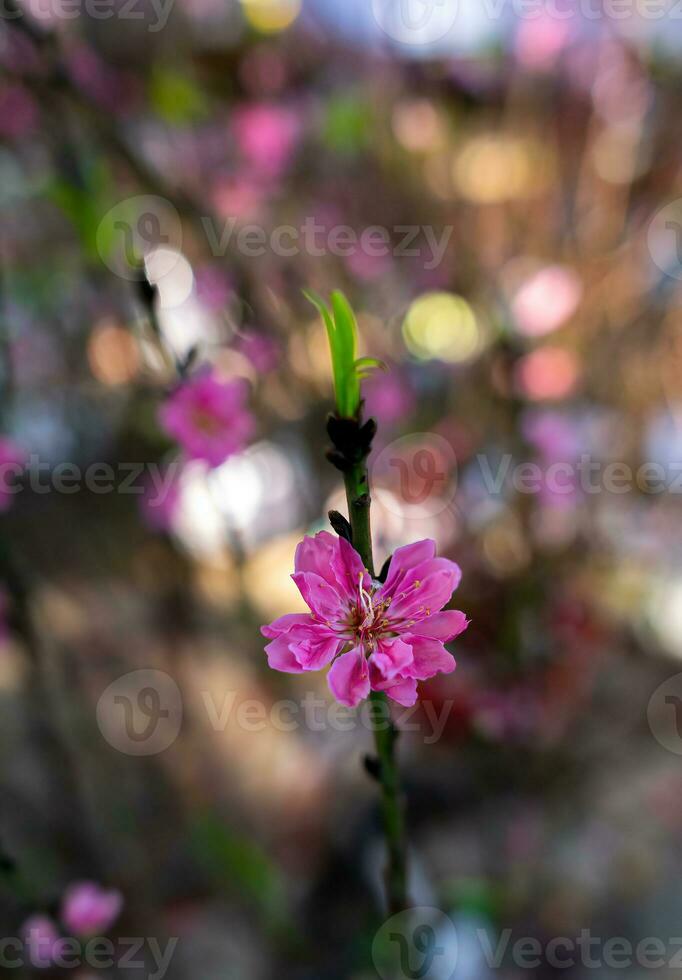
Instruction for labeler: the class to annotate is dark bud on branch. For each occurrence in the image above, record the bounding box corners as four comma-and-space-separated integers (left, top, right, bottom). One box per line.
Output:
326, 413, 377, 472
328, 510, 353, 543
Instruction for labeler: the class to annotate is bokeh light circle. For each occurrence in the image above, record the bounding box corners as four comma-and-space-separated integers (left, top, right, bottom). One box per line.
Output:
240, 0, 301, 32
403, 292, 480, 363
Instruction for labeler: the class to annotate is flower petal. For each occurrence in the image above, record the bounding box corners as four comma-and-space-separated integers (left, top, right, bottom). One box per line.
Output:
380, 540, 436, 593
327, 647, 370, 707
261, 613, 316, 639
381, 557, 461, 622
291, 634, 342, 670
294, 532, 339, 586
408, 610, 469, 641
402, 635, 456, 680
292, 571, 350, 623
381, 676, 418, 707
264, 636, 306, 673
369, 637, 414, 688
332, 535, 372, 595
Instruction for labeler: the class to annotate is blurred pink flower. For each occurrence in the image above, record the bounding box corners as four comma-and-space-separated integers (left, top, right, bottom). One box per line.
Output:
22, 915, 64, 968
61, 881, 122, 937
515, 15, 572, 72
0, 437, 26, 512
211, 175, 266, 221
232, 104, 299, 178
159, 369, 254, 468
512, 265, 582, 337
262, 532, 468, 707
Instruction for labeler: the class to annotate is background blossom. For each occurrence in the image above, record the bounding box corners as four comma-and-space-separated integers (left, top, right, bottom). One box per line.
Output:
159, 370, 254, 468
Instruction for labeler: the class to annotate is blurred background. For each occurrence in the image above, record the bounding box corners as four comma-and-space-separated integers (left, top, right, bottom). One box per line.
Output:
3, 0, 682, 977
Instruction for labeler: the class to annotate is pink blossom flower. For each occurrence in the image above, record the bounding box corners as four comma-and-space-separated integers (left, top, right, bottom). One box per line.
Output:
60, 881, 123, 937
211, 175, 266, 221
232, 104, 299, 178
0, 437, 26, 512
515, 15, 572, 72
262, 533, 468, 708
22, 915, 64, 968
159, 369, 255, 468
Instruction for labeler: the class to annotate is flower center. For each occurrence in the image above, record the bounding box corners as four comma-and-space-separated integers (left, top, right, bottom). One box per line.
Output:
349, 574, 393, 652
191, 407, 222, 435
